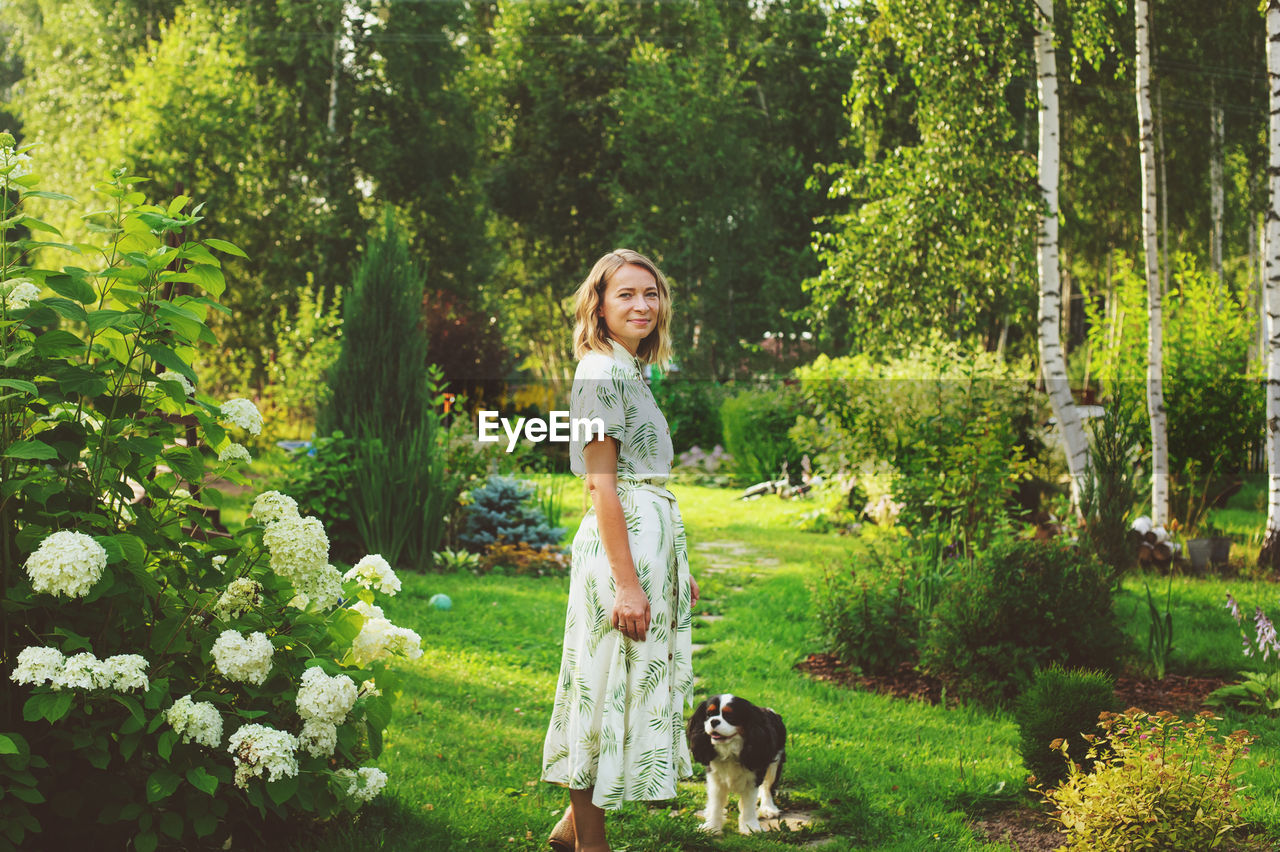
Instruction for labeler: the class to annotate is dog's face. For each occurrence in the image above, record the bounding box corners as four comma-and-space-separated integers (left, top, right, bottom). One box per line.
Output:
700, 694, 750, 744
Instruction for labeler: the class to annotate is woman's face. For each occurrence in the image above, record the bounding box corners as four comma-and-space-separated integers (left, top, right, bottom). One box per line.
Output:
598, 263, 660, 354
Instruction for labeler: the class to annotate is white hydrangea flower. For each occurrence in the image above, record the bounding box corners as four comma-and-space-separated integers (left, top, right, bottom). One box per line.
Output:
218, 442, 251, 464
211, 630, 274, 686
358, 678, 381, 698
173, 488, 192, 501
157, 370, 195, 396
215, 578, 262, 620
291, 564, 343, 612
227, 723, 298, 788
297, 666, 358, 726
0, 277, 41, 310
24, 530, 108, 598
251, 490, 299, 524
166, 695, 223, 748
350, 602, 423, 666
54, 652, 108, 690
220, 398, 263, 436
299, 718, 338, 758
101, 654, 149, 692
10, 646, 65, 686
344, 554, 401, 596
263, 515, 329, 582
335, 766, 388, 803
212, 555, 228, 569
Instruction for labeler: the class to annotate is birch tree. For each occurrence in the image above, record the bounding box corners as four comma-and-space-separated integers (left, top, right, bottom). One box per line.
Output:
1033, 0, 1090, 508
1260, 0, 1280, 569
1210, 83, 1225, 283
1135, 0, 1170, 525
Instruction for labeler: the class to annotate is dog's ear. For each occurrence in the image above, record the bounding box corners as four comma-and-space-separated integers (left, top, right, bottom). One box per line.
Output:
687, 699, 715, 765
737, 701, 775, 784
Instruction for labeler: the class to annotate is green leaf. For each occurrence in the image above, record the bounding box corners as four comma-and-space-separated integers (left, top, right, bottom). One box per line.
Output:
5, 440, 57, 461
186, 766, 219, 796
186, 264, 225, 297
10, 786, 44, 804
21, 189, 75, 201
44, 273, 96, 304
20, 216, 63, 237
193, 813, 217, 838
157, 729, 177, 762
146, 768, 181, 803
203, 237, 249, 259
43, 297, 89, 323
134, 830, 158, 852
0, 379, 38, 395
86, 309, 131, 332
0, 734, 19, 755
44, 692, 73, 723
265, 775, 298, 805
139, 343, 196, 383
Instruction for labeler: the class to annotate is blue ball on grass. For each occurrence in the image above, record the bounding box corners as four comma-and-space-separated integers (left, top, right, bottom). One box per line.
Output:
429, 593, 453, 611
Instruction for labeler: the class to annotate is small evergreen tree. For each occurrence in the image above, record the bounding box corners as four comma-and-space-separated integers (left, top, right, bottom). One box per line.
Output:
319, 207, 429, 442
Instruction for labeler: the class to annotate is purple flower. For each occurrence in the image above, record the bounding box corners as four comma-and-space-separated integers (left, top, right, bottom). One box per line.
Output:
1226, 593, 1242, 624
1253, 607, 1280, 662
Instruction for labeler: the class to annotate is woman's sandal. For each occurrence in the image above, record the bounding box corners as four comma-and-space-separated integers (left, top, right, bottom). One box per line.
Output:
548, 805, 575, 852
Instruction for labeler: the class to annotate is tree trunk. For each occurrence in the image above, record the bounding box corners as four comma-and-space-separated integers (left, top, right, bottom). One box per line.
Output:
1034, 0, 1090, 511
1260, 0, 1280, 569
1136, 0, 1169, 525
1211, 83, 1225, 284
1157, 81, 1169, 295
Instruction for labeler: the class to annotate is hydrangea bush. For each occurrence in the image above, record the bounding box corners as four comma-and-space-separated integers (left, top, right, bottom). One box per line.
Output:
0, 142, 420, 851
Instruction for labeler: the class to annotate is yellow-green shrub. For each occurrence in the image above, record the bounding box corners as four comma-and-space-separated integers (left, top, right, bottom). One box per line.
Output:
1045, 709, 1254, 851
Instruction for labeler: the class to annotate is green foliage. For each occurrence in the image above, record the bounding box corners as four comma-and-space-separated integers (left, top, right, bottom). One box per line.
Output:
0, 157, 414, 849
278, 434, 362, 564
921, 538, 1125, 705
1014, 664, 1116, 788
1145, 577, 1175, 680
1207, 671, 1280, 716
720, 383, 804, 484
815, 531, 958, 675
259, 285, 344, 438
1046, 709, 1255, 851
1079, 387, 1147, 579
648, 373, 729, 455
458, 476, 564, 553
791, 339, 1043, 548
476, 542, 569, 579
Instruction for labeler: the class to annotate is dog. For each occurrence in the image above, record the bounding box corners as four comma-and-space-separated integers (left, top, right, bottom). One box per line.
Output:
686, 694, 787, 834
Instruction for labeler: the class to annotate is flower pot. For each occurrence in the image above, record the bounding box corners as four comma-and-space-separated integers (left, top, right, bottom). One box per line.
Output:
1209, 536, 1232, 565
1187, 538, 1211, 570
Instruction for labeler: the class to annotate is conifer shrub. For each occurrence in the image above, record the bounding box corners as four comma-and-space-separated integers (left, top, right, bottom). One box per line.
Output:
1014, 664, 1116, 787
458, 476, 564, 552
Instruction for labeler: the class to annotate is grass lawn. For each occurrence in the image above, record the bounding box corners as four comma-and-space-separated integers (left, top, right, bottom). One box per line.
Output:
283, 481, 1280, 851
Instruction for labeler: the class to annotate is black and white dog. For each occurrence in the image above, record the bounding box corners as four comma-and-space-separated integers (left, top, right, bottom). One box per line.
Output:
686, 694, 787, 834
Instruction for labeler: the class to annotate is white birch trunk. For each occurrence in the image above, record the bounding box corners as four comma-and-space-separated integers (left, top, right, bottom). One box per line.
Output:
1135, 0, 1169, 524
1261, 0, 1280, 565
1033, 0, 1090, 510
1211, 84, 1225, 283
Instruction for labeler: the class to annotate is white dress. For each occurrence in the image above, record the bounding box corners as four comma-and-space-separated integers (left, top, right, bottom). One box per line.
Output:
540, 339, 694, 809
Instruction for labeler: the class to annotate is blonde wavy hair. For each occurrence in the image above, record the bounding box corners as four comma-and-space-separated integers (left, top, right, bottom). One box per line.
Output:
571, 248, 673, 367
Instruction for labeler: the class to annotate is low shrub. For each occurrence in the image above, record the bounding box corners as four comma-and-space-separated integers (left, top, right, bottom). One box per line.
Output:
720, 383, 804, 484
1045, 709, 1255, 851
920, 538, 1125, 705
478, 542, 569, 578
649, 374, 730, 454
1014, 664, 1116, 788
459, 476, 564, 552
278, 432, 363, 563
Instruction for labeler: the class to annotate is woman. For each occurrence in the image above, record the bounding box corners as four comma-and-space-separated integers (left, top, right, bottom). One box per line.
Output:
542, 249, 700, 852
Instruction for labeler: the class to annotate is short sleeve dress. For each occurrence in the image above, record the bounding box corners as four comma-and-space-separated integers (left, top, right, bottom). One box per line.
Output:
540, 338, 694, 810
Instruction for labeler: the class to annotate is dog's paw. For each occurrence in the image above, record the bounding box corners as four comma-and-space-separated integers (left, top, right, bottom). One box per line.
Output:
757, 804, 781, 819
738, 820, 763, 835
698, 821, 724, 835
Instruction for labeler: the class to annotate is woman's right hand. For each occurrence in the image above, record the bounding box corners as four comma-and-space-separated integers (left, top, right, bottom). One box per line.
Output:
612, 582, 651, 641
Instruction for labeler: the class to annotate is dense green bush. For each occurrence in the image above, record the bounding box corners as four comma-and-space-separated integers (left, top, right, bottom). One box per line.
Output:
720, 383, 804, 484
920, 538, 1125, 704
1014, 664, 1116, 788
1046, 709, 1254, 850
649, 373, 729, 455
815, 534, 957, 675
458, 476, 564, 552
791, 337, 1045, 548
278, 433, 363, 563
0, 152, 417, 850
1078, 389, 1146, 581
